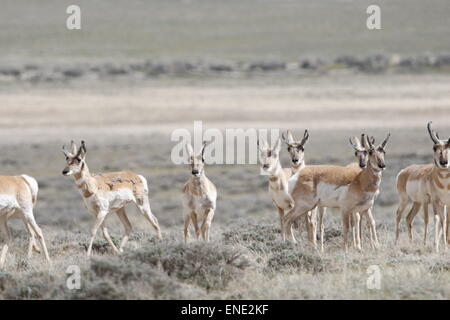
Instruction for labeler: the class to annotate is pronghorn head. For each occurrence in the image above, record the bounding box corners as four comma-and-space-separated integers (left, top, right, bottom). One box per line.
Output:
258, 138, 281, 175
186, 142, 208, 178
62, 140, 87, 176
281, 129, 309, 168
364, 133, 390, 172
427, 121, 450, 169
349, 134, 374, 169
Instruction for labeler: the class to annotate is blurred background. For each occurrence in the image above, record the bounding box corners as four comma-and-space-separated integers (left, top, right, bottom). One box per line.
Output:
0, 0, 449, 299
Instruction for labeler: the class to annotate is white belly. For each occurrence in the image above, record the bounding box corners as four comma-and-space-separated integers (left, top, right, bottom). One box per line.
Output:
0, 195, 19, 215
316, 182, 348, 208
406, 179, 430, 203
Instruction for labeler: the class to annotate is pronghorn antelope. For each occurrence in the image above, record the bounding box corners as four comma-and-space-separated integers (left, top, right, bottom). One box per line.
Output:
258, 138, 296, 241
395, 122, 449, 251
62, 141, 161, 256
182, 142, 217, 243
281, 129, 317, 243
315, 135, 379, 252
284, 134, 390, 251
0, 175, 51, 268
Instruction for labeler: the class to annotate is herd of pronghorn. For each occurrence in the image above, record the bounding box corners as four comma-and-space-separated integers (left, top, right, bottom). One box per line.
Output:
0, 121, 449, 269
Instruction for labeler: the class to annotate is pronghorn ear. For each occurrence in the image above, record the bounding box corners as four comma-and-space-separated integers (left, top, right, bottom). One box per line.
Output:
300, 129, 309, 146
281, 131, 289, 145
349, 136, 363, 151
70, 140, 77, 155
185, 143, 194, 158
273, 138, 281, 154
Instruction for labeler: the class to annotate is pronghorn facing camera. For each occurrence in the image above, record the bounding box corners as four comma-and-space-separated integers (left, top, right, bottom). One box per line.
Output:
0, 174, 50, 268
258, 137, 296, 241
182, 141, 217, 243
280, 129, 317, 243
395, 122, 449, 251
62, 140, 161, 256
284, 134, 390, 251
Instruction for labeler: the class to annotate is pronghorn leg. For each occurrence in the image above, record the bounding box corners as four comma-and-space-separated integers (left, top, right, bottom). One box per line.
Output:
365, 209, 379, 249
441, 206, 447, 250
342, 210, 352, 251
359, 212, 364, 249
116, 208, 132, 252
0, 217, 11, 269
350, 213, 357, 248
309, 208, 318, 247
202, 209, 214, 242
432, 202, 444, 253
406, 202, 421, 243
191, 212, 200, 239
87, 211, 108, 257
395, 197, 409, 244
423, 203, 429, 246
355, 212, 362, 251
183, 214, 191, 244
318, 206, 325, 253
24, 220, 40, 258
283, 204, 314, 244
277, 207, 285, 240
101, 222, 120, 255
24, 211, 50, 263
137, 198, 162, 239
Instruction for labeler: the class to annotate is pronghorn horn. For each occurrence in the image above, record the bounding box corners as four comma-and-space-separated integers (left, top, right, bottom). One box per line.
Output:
380, 133, 390, 149
200, 140, 209, 158
300, 129, 309, 146
76, 140, 86, 157
364, 133, 374, 149
427, 121, 440, 144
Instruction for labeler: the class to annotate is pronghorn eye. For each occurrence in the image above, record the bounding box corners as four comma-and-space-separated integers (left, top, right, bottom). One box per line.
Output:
76, 157, 82, 162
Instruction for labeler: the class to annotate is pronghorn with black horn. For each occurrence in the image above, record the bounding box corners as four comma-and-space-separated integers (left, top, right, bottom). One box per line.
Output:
0, 174, 51, 268
62, 140, 161, 256
395, 122, 449, 252
284, 133, 390, 251
182, 141, 217, 243
281, 129, 317, 243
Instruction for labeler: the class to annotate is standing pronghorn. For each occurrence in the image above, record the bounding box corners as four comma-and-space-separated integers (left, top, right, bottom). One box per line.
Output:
182, 142, 217, 243
62, 141, 161, 256
281, 129, 317, 243
284, 134, 389, 251
395, 122, 449, 251
258, 138, 295, 241
0, 174, 51, 268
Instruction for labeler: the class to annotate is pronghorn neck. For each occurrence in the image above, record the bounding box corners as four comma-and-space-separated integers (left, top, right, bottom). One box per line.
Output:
268, 161, 288, 190
431, 166, 450, 189
192, 172, 206, 182
73, 161, 91, 181
291, 160, 305, 174
359, 163, 382, 191
73, 161, 96, 198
